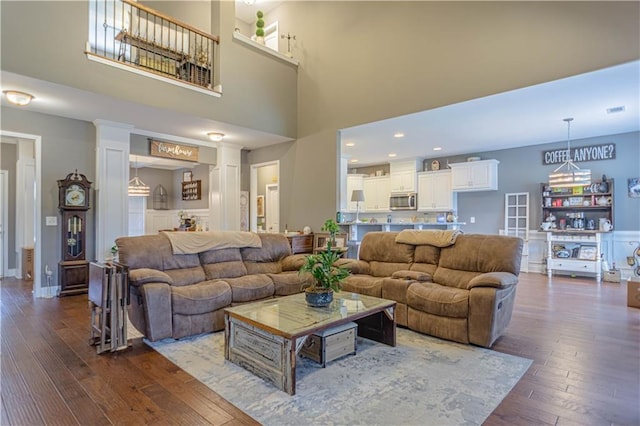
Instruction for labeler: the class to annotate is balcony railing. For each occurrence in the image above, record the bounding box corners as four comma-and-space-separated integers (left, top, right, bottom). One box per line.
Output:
88, 0, 219, 90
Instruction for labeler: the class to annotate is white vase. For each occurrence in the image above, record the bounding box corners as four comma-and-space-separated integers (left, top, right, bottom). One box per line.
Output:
255, 36, 265, 45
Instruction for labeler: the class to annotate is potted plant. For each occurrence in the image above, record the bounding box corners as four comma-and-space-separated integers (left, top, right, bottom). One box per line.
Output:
299, 219, 350, 307
255, 11, 265, 44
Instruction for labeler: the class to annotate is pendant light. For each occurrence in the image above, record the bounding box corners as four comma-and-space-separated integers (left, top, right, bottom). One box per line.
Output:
128, 156, 150, 196
548, 118, 591, 188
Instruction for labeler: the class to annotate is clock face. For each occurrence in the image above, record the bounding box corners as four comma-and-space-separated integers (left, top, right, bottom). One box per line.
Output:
65, 185, 85, 206
431, 160, 441, 171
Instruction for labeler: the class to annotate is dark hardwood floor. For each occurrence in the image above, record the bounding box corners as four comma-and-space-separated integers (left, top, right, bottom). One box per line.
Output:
1, 272, 638, 425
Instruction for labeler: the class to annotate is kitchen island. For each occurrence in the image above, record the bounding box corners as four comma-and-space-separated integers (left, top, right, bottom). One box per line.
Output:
339, 221, 465, 258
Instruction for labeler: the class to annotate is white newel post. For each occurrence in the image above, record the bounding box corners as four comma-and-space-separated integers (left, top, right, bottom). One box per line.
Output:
94, 120, 132, 262
210, 142, 241, 231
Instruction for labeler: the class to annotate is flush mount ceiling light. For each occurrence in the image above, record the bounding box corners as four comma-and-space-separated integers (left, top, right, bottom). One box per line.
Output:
345, 142, 355, 147
433, 147, 442, 151
393, 132, 405, 138
128, 156, 150, 197
3, 90, 34, 106
350, 159, 359, 163
388, 153, 397, 158
207, 132, 225, 142
548, 118, 591, 188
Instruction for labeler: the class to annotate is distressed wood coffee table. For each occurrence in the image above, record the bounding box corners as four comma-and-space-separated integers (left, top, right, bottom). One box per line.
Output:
224, 291, 396, 395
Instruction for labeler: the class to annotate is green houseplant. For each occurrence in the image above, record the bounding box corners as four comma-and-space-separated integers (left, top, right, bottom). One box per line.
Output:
299, 219, 350, 307
255, 11, 265, 44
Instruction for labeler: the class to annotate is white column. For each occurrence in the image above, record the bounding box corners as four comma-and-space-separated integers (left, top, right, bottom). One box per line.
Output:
209, 142, 241, 230
94, 120, 132, 261
15, 139, 35, 279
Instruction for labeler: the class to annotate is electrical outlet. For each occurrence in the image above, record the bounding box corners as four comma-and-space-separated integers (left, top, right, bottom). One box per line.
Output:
470, 216, 476, 224
46, 216, 57, 226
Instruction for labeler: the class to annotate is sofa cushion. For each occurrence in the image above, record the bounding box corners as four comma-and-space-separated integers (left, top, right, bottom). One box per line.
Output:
438, 234, 523, 276
223, 274, 275, 302
413, 244, 441, 265
129, 268, 173, 286
241, 233, 291, 262
341, 275, 383, 297
200, 247, 248, 279
359, 232, 414, 264
281, 254, 308, 272
171, 280, 232, 316
117, 234, 171, 270
268, 271, 308, 296
391, 270, 432, 282
164, 266, 206, 287
370, 261, 412, 277
407, 282, 469, 318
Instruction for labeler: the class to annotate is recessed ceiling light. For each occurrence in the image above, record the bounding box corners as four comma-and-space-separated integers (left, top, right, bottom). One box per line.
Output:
433, 147, 442, 151
393, 132, 405, 138
345, 142, 355, 147
388, 153, 397, 158
207, 132, 224, 142
3, 90, 34, 106
350, 159, 359, 163
606, 105, 625, 114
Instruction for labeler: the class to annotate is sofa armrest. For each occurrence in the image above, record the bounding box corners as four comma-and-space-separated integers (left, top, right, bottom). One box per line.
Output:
129, 268, 173, 287
467, 272, 518, 290
281, 254, 309, 271
391, 270, 432, 282
335, 259, 370, 275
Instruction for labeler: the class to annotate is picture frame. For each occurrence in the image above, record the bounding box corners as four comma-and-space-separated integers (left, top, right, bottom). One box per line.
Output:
628, 177, 640, 198
256, 195, 265, 218
577, 245, 598, 261
182, 171, 192, 182
313, 233, 347, 250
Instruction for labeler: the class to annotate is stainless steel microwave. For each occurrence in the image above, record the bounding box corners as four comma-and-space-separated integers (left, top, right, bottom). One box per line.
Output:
389, 193, 417, 210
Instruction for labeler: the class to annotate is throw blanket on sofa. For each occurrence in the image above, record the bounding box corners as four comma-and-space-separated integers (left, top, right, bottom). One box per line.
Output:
162, 231, 262, 254
395, 229, 463, 247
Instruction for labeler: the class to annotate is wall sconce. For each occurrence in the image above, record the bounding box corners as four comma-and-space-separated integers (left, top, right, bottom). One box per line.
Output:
207, 132, 225, 142
3, 90, 34, 106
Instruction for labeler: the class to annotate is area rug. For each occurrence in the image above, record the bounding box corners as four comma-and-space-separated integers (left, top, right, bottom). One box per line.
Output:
143, 328, 531, 425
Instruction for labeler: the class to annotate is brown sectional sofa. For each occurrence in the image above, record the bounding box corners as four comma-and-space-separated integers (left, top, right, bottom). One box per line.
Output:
116, 232, 309, 341
117, 230, 522, 348
339, 232, 523, 347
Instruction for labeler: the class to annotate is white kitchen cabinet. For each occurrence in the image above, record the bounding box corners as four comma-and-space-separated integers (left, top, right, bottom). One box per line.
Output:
363, 176, 390, 211
417, 170, 457, 211
345, 174, 365, 212
389, 159, 422, 193
450, 159, 499, 191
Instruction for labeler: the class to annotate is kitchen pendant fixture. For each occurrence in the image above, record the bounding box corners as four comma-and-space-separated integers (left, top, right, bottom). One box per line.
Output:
548, 118, 591, 188
128, 156, 150, 196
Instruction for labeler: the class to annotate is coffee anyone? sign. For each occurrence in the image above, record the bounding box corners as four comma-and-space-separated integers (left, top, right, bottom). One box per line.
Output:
542, 143, 616, 165
149, 139, 199, 162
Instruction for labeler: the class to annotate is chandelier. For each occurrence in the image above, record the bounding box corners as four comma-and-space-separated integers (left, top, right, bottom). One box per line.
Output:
128, 156, 150, 196
548, 118, 591, 188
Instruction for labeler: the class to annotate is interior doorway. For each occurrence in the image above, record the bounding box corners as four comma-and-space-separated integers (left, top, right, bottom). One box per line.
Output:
249, 160, 279, 232
265, 183, 279, 232
0, 131, 42, 295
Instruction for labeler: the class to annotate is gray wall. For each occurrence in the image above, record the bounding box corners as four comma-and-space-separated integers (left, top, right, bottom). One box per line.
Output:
0, 0, 298, 138
423, 132, 639, 233
0, 143, 17, 269
2, 107, 96, 285
256, 1, 640, 232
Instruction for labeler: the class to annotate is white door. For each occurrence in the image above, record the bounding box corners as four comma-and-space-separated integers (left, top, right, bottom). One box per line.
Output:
0, 170, 6, 278
265, 183, 279, 232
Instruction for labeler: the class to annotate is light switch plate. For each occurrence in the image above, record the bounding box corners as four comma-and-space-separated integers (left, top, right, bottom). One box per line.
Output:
46, 216, 57, 226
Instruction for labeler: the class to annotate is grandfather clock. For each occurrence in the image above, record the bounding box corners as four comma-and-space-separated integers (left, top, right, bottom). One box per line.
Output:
58, 171, 92, 296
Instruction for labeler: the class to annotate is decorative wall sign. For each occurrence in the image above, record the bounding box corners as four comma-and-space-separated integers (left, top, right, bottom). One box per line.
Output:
150, 139, 199, 162
542, 143, 616, 165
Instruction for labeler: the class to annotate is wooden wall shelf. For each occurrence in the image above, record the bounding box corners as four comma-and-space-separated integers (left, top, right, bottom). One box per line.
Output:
182, 180, 201, 200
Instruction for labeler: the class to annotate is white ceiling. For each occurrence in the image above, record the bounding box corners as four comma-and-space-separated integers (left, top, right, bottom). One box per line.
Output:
2, 60, 638, 170
341, 60, 640, 167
